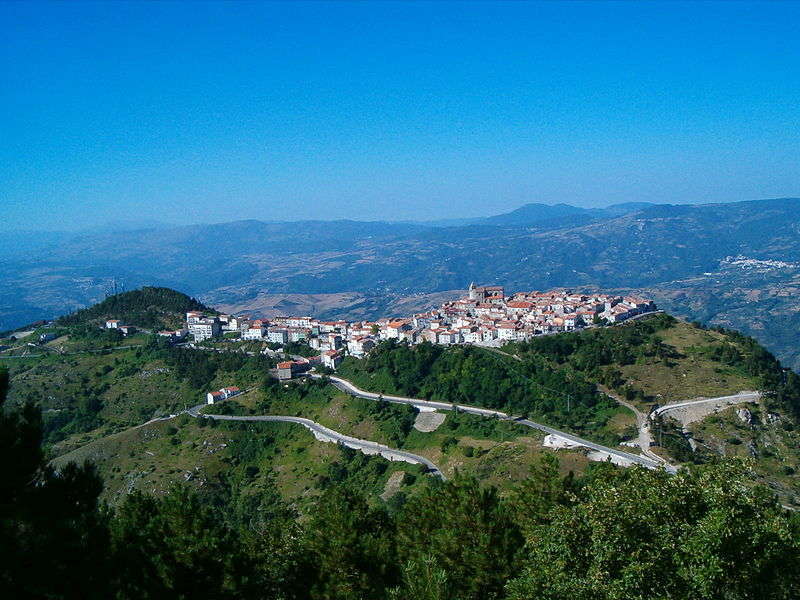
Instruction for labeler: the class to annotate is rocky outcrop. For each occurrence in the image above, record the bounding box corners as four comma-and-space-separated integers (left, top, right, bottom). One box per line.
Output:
736, 408, 753, 425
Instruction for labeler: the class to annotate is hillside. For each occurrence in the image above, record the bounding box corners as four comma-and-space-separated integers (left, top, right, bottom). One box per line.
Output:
55, 286, 212, 331
337, 315, 800, 500
4, 338, 274, 452
4, 298, 800, 505
5, 304, 800, 598
8, 356, 799, 600
2, 198, 800, 371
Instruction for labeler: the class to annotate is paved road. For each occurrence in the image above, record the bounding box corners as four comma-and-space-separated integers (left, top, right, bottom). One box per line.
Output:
653, 391, 761, 417
616, 390, 762, 467
597, 385, 670, 467
186, 403, 444, 479
314, 374, 667, 471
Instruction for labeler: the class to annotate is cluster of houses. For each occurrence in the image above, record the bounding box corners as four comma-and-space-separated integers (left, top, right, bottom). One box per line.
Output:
182, 285, 656, 380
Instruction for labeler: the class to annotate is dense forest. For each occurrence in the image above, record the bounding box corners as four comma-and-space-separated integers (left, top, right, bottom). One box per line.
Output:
56, 286, 212, 330
2, 365, 800, 599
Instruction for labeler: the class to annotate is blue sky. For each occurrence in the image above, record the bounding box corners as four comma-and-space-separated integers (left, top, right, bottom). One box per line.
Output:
2, 1, 799, 230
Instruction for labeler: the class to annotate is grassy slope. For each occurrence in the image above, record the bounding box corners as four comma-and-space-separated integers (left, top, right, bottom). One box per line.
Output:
5, 351, 196, 452
32, 345, 592, 508
12, 314, 800, 507
580, 319, 800, 502
209, 381, 587, 485
4, 342, 270, 455
617, 321, 757, 406
52, 415, 423, 509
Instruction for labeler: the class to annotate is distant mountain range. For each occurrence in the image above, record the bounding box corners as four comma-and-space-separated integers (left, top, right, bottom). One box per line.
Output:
2, 197, 799, 370
400, 201, 656, 228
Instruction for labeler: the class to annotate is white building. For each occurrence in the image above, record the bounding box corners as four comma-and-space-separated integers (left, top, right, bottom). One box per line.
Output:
186, 311, 204, 324
347, 336, 375, 357
496, 323, 518, 340
188, 318, 221, 342
319, 333, 343, 351
267, 328, 289, 344
223, 315, 249, 331
206, 386, 241, 404
462, 330, 482, 344
207, 391, 224, 404
242, 326, 265, 340
386, 320, 411, 339
437, 330, 461, 345
322, 349, 343, 369
158, 329, 187, 343
287, 328, 310, 342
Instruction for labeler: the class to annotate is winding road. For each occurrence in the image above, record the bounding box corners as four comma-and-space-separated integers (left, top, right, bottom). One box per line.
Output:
313, 373, 669, 471
186, 403, 445, 479
612, 390, 762, 468
653, 391, 761, 422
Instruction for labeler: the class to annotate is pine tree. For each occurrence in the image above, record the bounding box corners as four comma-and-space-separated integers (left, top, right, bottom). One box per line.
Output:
0, 367, 110, 599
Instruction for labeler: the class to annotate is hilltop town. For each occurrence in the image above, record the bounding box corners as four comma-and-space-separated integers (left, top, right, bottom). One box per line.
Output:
154, 285, 656, 377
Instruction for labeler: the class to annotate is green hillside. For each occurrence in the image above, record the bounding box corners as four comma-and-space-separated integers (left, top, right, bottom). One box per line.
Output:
4, 307, 796, 506
5, 311, 799, 498
509, 314, 798, 412
336, 340, 626, 445
4, 300, 800, 597
5, 339, 274, 454
55, 286, 213, 330
4, 357, 800, 599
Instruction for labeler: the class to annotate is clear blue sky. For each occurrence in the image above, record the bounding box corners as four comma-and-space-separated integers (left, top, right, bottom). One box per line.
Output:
2, 1, 799, 230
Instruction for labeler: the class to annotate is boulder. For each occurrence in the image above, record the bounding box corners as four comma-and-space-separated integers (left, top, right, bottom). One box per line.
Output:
736, 408, 753, 425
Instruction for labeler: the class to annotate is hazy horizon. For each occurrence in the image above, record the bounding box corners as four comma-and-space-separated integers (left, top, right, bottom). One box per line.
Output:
8, 196, 799, 234
3, 2, 799, 231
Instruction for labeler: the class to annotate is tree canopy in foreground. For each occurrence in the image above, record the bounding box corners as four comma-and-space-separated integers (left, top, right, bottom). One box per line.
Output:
2, 366, 800, 599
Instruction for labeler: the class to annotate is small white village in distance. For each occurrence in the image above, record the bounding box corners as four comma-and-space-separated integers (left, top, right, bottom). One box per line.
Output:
121, 285, 656, 402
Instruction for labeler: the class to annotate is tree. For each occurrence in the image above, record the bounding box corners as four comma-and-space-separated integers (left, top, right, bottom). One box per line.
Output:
111, 487, 249, 599
506, 461, 800, 600
305, 486, 398, 599
507, 454, 578, 532
397, 475, 523, 600
389, 554, 451, 600
0, 367, 111, 599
